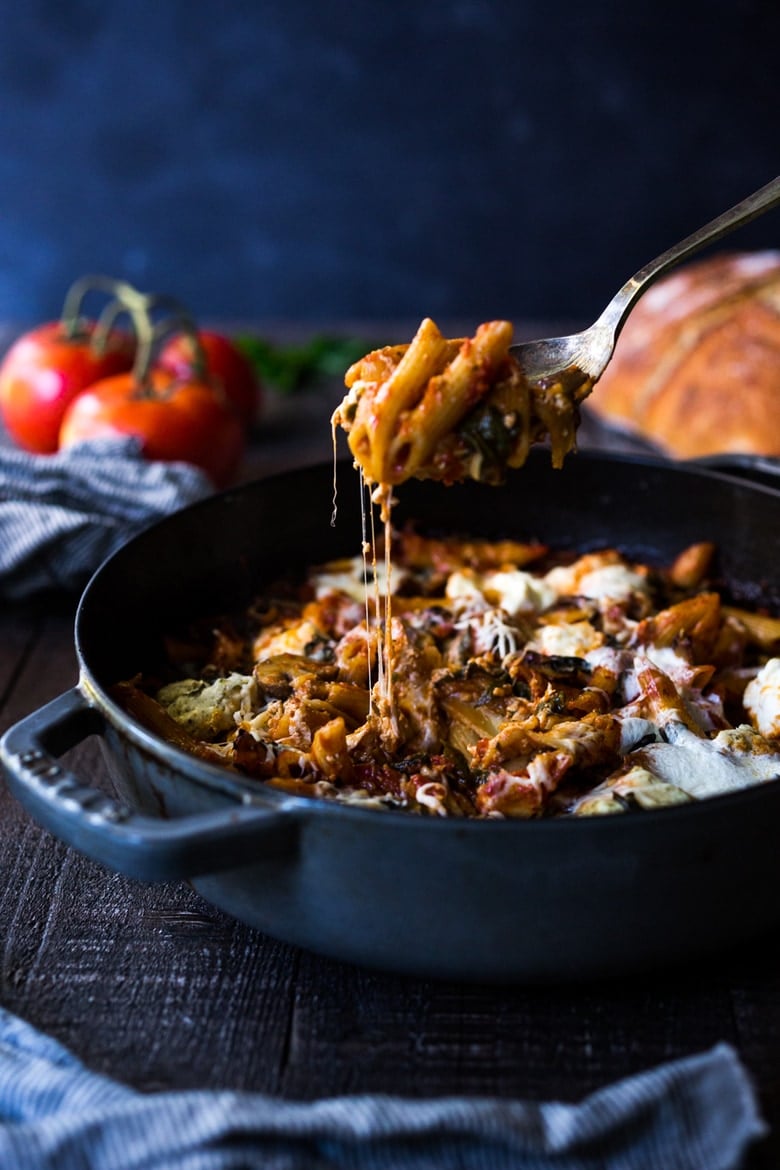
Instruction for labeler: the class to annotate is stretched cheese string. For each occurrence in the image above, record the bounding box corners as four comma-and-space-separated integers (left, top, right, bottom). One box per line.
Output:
359, 470, 374, 714
372, 482, 399, 745
330, 415, 339, 527
332, 414, 389, 727
383, 493, 397, 740
368, 482, 385, 707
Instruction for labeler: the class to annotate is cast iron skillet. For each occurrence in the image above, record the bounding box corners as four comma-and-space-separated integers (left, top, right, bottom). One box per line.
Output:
2, 450, 780, 983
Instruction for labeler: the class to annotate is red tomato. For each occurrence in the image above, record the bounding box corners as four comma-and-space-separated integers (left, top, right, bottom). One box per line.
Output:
0, 321, 135, 453
159, 331, 260, 429
59, 369, 246, 488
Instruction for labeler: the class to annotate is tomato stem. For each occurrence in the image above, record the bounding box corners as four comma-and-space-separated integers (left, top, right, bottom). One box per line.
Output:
60, 274, 140, 350
137, 303, 204, 395
60, 274, 209, 400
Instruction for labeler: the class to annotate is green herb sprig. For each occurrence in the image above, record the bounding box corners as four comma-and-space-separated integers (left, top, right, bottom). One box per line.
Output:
235, 335, 375, 394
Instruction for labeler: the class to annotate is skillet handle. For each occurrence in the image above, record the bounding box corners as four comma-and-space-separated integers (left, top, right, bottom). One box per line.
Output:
0, 688, 299, 882
687, 454, 780, 490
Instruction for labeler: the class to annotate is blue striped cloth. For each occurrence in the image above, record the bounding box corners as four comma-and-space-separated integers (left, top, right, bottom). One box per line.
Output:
0, 435, 212, 600
0, 1008, 766, 1169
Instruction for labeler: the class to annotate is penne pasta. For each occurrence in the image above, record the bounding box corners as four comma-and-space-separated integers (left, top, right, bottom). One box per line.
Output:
334, 317, 591, 488
116, 534, 780, 820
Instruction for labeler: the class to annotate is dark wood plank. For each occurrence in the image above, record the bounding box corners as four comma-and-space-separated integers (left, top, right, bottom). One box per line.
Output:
274, 950, 734, 1098
0, 602, 43, 702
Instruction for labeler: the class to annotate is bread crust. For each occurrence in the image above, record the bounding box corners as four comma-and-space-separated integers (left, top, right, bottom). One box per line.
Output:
588, 251, 780, 457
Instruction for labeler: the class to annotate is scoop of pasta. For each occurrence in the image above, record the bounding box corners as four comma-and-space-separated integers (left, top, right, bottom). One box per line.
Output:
333, 318, 592, 487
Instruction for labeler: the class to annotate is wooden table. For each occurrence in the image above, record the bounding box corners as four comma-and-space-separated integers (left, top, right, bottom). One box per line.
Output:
0, 356, 778, 1167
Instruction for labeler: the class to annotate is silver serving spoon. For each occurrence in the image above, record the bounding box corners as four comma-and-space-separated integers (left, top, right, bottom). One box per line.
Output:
509, 174, 780, 386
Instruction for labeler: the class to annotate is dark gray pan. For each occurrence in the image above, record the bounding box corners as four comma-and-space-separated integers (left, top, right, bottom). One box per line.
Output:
3, 450, 780, 982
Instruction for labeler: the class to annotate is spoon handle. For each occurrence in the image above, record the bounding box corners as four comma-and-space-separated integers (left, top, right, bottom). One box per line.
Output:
597, 174, 780, 339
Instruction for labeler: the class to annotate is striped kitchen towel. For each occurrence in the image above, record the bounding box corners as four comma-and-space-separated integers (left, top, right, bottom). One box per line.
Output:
0, 1007, 767, 1170
0, 436, 212, 600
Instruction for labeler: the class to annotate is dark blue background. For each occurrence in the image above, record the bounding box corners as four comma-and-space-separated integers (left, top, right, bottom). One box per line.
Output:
1, 0, 777, 327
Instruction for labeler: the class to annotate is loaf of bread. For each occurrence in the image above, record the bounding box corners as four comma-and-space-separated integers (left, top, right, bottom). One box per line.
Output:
586, 251, 780, 458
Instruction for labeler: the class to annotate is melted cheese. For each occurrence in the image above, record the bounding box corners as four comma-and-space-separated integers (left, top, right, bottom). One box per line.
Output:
454, 607, 521, 659
446, 568, 555, 615
571, 764, 693, 815
576, 564, 649, 601
744, 658, 780, 738
312, 557, 408, 603
545, 556, 648, 602
637, 722, 780, 798
528, 620, 604, 659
